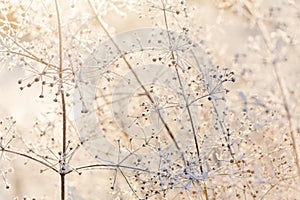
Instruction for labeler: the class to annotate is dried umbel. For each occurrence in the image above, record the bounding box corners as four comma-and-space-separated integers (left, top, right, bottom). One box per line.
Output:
73, 27, 235, 198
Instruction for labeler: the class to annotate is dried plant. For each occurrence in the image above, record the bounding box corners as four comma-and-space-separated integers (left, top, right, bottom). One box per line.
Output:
0, 0, 299, 199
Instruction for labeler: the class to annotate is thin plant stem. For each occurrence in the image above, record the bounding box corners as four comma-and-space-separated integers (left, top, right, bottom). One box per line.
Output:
54, 0, 67, 200
0, 147, 58, 173
240, 0, 300, 178
160, 1, 209, 198
87, 0, 182, 154
273, 64, 300, 178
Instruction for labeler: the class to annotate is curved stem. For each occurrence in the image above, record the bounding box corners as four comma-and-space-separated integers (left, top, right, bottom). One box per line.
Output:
73, 163, 152, 174
0, 147, 58, 173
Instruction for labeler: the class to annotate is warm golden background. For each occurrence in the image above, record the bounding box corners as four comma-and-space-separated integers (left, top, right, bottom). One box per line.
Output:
0, 0, 299, 199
